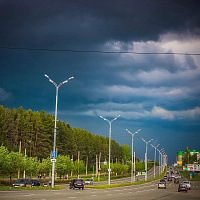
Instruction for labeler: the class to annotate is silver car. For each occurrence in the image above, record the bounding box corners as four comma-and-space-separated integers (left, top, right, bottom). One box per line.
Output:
84, 179, 93, 185
182, 181, 191, 190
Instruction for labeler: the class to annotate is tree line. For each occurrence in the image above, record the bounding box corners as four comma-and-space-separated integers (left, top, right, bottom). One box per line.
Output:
0, 105, 132, 170
0, 145, 152, 181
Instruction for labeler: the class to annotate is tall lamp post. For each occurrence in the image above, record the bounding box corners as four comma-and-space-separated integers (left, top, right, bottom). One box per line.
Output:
45, 74, 74, 188
157, 148, 164, 175
126, 129, 141, 182
100, 115, 120, 185
142, 138, 153, 181
150, 144, 159, 178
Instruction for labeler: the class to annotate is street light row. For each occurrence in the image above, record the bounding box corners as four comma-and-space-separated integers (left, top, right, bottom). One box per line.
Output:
45, 74, 167, 187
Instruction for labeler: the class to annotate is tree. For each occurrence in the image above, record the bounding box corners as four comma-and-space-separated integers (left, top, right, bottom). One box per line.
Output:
0, 146, 9, 170
73, 160, 85, 176
56, 155, 73, 179
3, 151, 23, 181
38, 157, 52, 176
121, 144, 131, 162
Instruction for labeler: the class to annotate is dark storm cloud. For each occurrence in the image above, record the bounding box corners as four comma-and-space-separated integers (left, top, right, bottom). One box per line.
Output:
1, 0, 200, 48
0, 0, 200, 165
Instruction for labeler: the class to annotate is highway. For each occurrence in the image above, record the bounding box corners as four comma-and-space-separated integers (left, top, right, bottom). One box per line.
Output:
0, 167, 199, 200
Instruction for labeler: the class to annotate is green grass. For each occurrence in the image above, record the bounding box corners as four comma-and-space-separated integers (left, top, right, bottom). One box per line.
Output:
179, 171, 200, 181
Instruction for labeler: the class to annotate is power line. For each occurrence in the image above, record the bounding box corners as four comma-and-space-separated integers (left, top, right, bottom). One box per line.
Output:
0, 46, 200, 55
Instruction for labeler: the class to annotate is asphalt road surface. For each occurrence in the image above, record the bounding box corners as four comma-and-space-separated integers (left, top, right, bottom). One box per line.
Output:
1, 167, 199, 200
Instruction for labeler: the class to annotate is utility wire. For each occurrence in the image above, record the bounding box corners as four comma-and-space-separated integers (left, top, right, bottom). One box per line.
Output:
0, 46, 200, 55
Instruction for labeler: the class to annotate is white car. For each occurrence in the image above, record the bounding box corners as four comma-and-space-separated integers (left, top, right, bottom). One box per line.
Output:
84, 179, 93, 185
158, 180, 166, 189
183, 181, 191, 190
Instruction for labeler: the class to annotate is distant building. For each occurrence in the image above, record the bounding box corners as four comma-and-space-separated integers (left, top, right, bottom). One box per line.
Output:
176, 150, 200, 166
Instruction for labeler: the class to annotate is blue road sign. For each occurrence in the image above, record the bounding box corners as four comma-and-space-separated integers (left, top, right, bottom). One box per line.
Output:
51, 151, 57, 158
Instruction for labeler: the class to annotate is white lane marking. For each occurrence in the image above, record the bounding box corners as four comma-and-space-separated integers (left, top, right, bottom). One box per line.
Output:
129, 192, 132, 193
119, 193, 123, 194
68, 197, 77, 199
24, 194, 34, 197
107, 194, 112, 195
91, 195, 97, 197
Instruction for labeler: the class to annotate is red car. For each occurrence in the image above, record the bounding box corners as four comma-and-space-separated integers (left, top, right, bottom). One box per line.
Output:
178, 183, 188, 192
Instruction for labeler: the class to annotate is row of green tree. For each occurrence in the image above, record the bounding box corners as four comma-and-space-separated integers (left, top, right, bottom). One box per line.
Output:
0, 146, 151, 180
0, 105, 132, 169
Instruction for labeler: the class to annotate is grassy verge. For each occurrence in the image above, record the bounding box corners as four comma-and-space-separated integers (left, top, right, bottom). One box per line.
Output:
85, 167, 166, 189
179, 171, 200, 181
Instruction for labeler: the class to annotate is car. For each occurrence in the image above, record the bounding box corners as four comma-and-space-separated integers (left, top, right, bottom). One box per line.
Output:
178, 175, 182, 178
158, 180, 166, 189
31, 179, 40, 186
69, 179, 84, 190
178, 183, 188, 192
183, 181, 191, 190
168, 177, 172, 181
12, 179, 26, 187
43, 180, 52, 186
172, 173, 175, 178
84, 179, 93, 185
12, 178, 32, 187
174, 178, 179, 184
163, 175, 167, 179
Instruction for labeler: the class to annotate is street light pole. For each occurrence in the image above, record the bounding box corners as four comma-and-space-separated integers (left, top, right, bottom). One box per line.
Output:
142, 138, 153, 181
157, 148, 164, 175
151, 144, 159, 178
126, 129, 141, 182
45, 74, 74, 188
100, 115, 120, 185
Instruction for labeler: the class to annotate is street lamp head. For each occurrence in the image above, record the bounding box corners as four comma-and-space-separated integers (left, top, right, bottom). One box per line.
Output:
114, 115, 120, 120
44, 74, 49, 78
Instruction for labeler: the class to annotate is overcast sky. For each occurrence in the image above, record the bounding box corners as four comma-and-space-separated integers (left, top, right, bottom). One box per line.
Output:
0, 0, 200, 165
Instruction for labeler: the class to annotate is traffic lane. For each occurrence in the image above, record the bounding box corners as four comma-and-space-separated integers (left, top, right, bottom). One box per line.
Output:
0, 180, 199, 200
94, 166, 160, 185
0, 181, 171, 200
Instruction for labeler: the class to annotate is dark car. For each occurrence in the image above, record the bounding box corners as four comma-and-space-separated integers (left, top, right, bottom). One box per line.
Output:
69, 179, 84, 190
31, 179, 40, 186
12, 178, 32, 187
168, 177, 172, 181
174, 178, 179, 184
178, 183, 188, 192
163, 175, 167, 179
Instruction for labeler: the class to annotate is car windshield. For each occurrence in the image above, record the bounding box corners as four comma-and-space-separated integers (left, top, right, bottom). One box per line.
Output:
184, 181, 189, 184
15, 179, 25, 183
